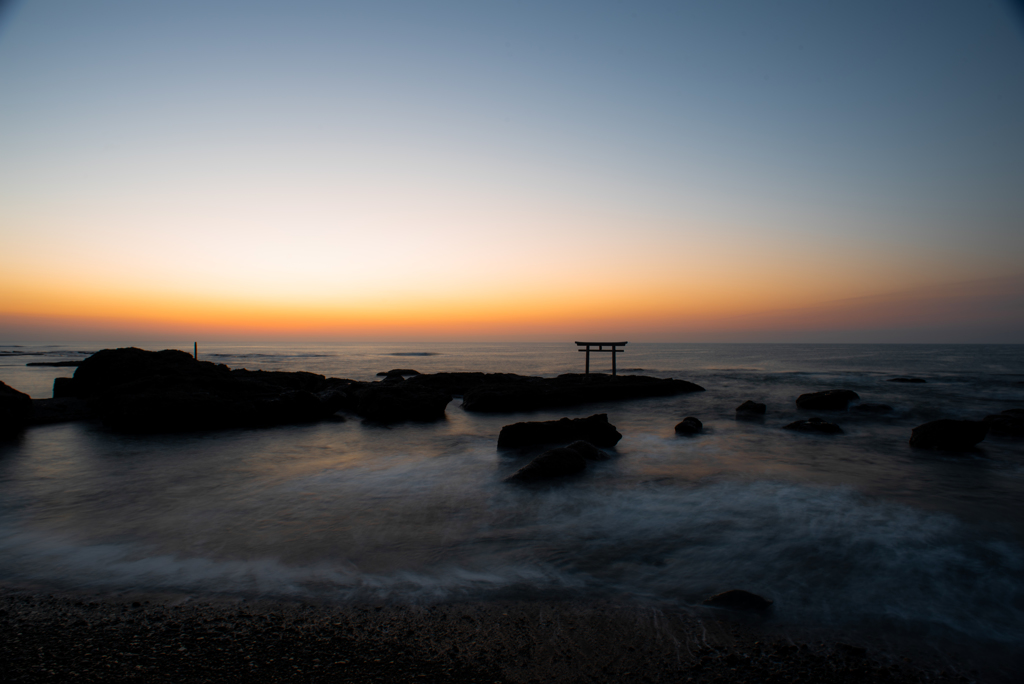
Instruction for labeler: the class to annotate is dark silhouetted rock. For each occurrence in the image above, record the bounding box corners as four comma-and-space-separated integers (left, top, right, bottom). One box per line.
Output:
909, 419, 988, 450
26, 360, 81, 367
852, 403, 893, 414
461, 373, 704, 413
497, 414, 622, 448
505, 447, 587, 483
675, 416, 703, 435
53, 377, 78, 398
736, 400, 766, 415
983, 409, 1024, 438
564, 440, 610, 461
376, 369, 421, 378
73, 348, 219, 398
784, 417, 844, 434
30, 398, 92, 425
795, 389, 859, 410
888, 377, 926, 383
68, 347, 357, 433
1, 380, 33, 436
356, 384, 452, 423
703, 589, 773, 612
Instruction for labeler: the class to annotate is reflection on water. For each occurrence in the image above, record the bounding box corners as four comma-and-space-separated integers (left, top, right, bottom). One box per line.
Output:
0, 343, 1022, 649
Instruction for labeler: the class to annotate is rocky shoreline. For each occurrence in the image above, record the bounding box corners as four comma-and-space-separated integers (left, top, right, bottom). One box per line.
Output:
2, 587, 1005, 684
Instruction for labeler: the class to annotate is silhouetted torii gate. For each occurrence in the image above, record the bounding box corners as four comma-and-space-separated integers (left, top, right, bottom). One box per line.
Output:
575, 341, 627, 376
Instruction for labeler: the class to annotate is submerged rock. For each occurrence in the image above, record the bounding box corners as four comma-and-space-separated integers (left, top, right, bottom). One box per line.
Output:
795, 389, 859, 411
909, 419, 988, 450
736, 400, 766, 415
505, 447, 587, 483
784, 417, 844, 434
675, 416, 703, 435
0, 380, 33, 436
497, 414, 622, 448
888, 377, 926, 383
703, 590, 773, 612
982, 409, 1024, 438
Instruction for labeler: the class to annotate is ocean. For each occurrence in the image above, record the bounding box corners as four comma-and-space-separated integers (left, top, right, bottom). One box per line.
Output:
1, 342, 1022, 655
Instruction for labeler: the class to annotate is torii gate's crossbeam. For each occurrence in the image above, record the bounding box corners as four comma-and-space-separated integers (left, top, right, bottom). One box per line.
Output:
575, 341, 627, 376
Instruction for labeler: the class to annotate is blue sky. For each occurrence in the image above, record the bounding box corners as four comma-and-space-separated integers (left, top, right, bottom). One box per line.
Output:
1, 1, 1023, 341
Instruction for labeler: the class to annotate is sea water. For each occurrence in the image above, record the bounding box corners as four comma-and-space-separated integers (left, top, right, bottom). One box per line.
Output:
1, 343, 1022, 649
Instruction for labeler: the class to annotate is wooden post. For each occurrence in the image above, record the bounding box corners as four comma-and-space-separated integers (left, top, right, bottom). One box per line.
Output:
575, 341, 627, 377
194, 342, 197, 360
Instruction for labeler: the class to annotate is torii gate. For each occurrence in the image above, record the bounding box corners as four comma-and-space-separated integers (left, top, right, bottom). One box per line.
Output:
575, 341, 627, 376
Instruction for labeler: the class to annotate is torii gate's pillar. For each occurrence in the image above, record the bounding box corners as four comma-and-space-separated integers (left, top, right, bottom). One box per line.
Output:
575, 341, 628, 376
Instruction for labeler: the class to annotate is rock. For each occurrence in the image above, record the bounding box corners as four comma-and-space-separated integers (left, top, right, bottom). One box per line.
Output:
26, 360, 81, 367
53, 377, 78, 398
30, 398, 92, 425
505, 447, 587, 483
564, 440, 611, 461
983, 409, 1024, 438
888, 377, 926, 383
316, 388, 349, 416
460, 373, 704, 413
736, 400, 766, 415
675, 416, 703, 435
909, 419, 988, 450
68, 347, 356, 433
497, 414, 622, 448
703, 589, 773, 612
0, 380, 33, 436
355, 384, 452, 422
72, 348, 221, 398
784, 417, 844, 434
795, 389, 859, 410
375, 369, 421, 378
852, 403, 893, 414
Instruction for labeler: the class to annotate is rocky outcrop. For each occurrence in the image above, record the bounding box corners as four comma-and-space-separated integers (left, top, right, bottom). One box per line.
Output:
736, 400, 766, 415
784, 417, 844, 434
30, 398, 92, 425
888, 377, 926, 383
795, 389, 859, 411
63, 347, 354, 433
505, 447, 587, 483
675, 416, 703, 435
852, 403, 893, 414
53, 377, 77, 398
497, 414, 622, 449
703, 590, 773, 612
355, 384, 452, 423
376, 369, 421, 378
457, 373, 703, 413
982, 409, 1024, 438
909, 419, 988, 450
564, 440, 611, 461
0, 380, 33, 436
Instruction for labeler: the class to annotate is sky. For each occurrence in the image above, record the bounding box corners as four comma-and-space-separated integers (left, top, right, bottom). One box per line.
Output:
1, 0, 1023, 343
